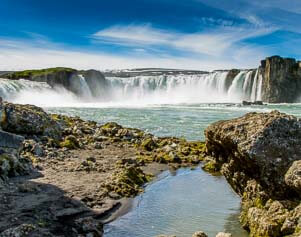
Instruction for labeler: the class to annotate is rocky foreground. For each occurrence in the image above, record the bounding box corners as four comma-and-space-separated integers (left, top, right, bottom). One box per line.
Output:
0, 102, 206, 237
1, 102, 301, 237
205, 111, 301, 237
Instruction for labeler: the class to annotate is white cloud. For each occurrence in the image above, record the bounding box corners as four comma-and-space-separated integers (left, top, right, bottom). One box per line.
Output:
93, 24, 174, 46
0, 20, 275, 71
93, 24, 276, 56
0, 36, 266, 71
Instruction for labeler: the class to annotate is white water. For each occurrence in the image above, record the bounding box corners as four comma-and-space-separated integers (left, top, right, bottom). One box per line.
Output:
78, 74, 93, 100
0, 78, 80, 107
250, 69, 259, 102
256, 74, 263, 101
0, 70, 264, 107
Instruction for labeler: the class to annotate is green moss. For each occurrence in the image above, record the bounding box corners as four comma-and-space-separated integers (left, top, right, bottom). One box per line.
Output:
202, 160, 220, 173
60, 135, 79, 149
141, 138, 157, 151
51, 114, 76, 127
107, 166, 152, 197
4, 67, 76, 79
101, 122, 121, 129
254, 197, 265, 209
295, 226, 301, 234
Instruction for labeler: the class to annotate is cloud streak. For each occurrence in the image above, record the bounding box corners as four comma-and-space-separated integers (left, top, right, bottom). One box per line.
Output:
93, 23, 276, 57
0, 36, 266, 71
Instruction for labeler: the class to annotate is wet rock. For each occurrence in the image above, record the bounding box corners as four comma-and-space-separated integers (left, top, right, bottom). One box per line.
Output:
242, 100, 263, 106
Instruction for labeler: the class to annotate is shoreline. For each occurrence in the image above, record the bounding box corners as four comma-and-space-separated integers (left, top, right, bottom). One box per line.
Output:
101, 162, 169, 224
0, 102, 207, 236
2, 101, 300, 237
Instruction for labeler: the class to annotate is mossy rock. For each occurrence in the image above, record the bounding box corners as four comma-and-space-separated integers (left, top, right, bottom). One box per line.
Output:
101, 122, 122, 130
60, 135, 79, 149
106, 166, 152, 197
202, 160, 220, 173
141, 138, 157, 151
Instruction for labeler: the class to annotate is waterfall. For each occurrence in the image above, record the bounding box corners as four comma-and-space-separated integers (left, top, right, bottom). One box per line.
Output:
0, 69, 265, 106
0, 79, 51, 99
242, 71, 253, 99
256, 74, 263, 101
250, 69, 259, 102
227, 71, 249, 101
105, 72, 233, 104
0, 78, 78, 106
78, 75, 93, 99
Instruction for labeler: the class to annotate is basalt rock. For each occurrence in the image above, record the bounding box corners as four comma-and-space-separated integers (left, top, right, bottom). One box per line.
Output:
81, 69, 108, 98
205, 110, 301, 236
260, 56, 301, 103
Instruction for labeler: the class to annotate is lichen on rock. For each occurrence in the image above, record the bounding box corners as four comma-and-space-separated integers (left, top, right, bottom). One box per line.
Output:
205, 110, 301, 236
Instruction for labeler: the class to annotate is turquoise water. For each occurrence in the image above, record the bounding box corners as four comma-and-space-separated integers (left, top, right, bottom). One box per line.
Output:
46, 103, 301, 140
46, 103, 301, 237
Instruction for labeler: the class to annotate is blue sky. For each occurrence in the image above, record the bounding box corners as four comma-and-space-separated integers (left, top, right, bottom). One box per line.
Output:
0, 0, 301, 70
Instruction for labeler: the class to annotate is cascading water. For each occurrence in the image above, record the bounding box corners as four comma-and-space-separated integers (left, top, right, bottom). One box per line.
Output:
256, 74, 263, 101
0, 78, 79, 106
78, 75, 93, 100
242, 71, 254, 99
0, 70, 264, 107
250, 69, 259, 102
227, 71, 248, 101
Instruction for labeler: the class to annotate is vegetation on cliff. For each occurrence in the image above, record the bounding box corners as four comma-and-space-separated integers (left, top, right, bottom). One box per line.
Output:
3, 67, 76, 80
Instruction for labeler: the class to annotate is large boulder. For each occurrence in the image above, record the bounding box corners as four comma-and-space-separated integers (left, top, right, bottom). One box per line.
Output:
205, 110, 301, 236
205, 110, 301, 199
0, 102, 62, 140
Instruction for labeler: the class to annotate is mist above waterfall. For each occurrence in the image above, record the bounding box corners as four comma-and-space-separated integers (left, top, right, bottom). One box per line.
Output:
0, 70, 263, 107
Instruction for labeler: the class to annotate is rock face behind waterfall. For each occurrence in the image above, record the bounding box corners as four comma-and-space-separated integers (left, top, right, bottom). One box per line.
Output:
2, 68, 107, 98
205, 111, 301, 236
261, 56, 301, 103
81, 69, 108, 97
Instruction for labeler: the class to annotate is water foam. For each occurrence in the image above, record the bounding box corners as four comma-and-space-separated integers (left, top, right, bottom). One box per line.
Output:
0, 70, 263, 107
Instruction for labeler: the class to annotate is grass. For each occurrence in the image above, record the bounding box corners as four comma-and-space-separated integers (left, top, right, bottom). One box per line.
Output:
4, 67, 76, 79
